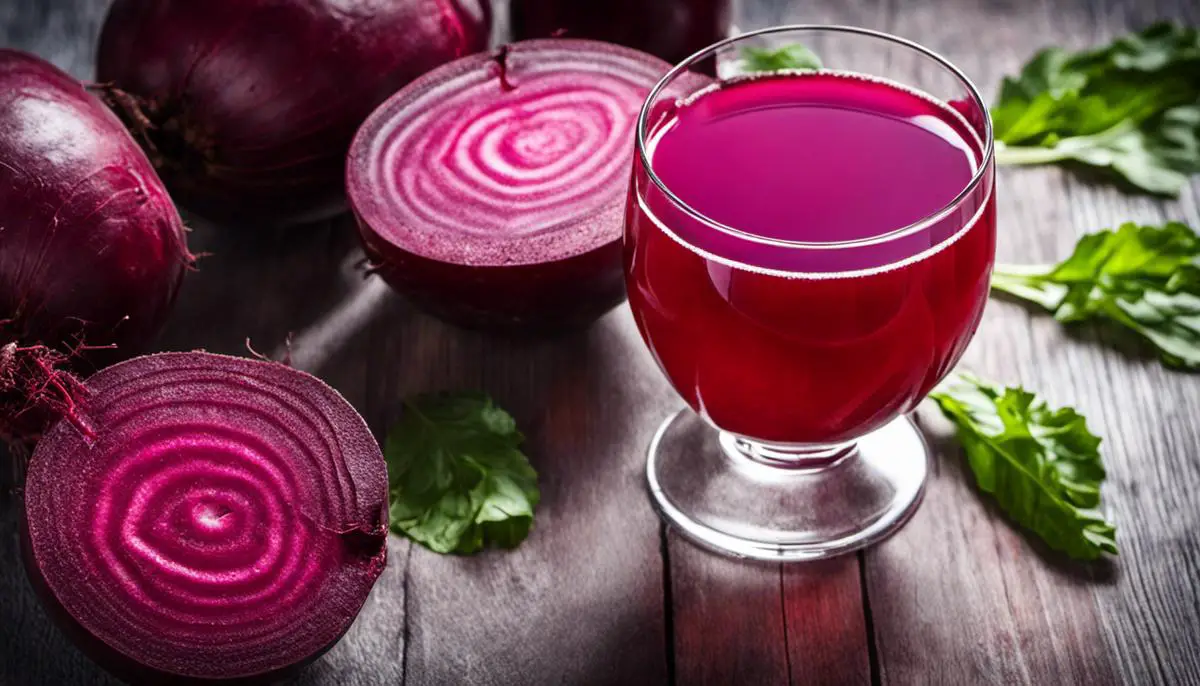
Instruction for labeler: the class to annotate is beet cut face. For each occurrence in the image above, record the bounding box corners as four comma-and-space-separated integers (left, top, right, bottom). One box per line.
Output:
23, 352, 388, 684
348, 39, 683, 331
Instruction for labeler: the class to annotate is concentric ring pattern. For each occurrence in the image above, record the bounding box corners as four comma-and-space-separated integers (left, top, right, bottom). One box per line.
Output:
24, 352, 388, 680
350, 41, 670, 266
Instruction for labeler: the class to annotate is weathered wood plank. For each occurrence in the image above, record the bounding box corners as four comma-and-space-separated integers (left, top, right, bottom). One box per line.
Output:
861, 1, 1200, 685
783, 556, 873, 686
669, 540, 793, 686
863, 0, 1126, 681
1056, 3, 1200, 684
381, 309, 673, 686
662, 1, 883, 683
269, 226, 408, 686
5, 0, 1200, 684
670, 541, 872, 686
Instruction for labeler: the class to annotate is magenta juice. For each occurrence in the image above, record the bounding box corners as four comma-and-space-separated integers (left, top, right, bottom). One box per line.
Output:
626, 72, 996, 444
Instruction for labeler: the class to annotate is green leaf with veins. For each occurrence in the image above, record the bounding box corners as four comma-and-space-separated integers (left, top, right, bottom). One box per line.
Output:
992, 22, 1200, 195
991, 221, 1200, 370
930, 373, 1116, 560
741, 44, 823, 72
385, 392, 539, 555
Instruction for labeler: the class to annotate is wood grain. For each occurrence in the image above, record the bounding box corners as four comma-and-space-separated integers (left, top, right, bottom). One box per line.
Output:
669, 541, 794, 686
375, 309, 674, 686
857, 0, 1200, 685
783, 557, 872, 686
3, 0, 1200, 684
662, 3, 881, 685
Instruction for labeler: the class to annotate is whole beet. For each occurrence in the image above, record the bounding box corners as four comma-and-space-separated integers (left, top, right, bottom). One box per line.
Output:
510, 0, 731, 65
97, 0, 493, 226
0, 50, 190, 442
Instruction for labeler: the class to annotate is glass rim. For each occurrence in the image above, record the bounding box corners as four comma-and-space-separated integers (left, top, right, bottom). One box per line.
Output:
635, 24, 996, 252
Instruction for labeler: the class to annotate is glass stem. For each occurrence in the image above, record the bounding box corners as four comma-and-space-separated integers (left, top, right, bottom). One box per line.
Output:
720, 432, 858, 471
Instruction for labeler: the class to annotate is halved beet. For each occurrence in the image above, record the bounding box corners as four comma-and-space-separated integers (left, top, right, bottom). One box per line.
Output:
347, 39, 684, 331
22, 352, 387, 684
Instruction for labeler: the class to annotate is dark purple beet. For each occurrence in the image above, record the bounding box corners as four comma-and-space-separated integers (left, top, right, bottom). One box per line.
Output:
347, 39, 697, 331
22, 352, 389, 684
510, 0, 732, 65
0, 50, 190, 443
96, 0, 493, 226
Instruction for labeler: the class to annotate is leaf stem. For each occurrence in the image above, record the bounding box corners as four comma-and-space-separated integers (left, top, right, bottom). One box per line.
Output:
995, 119, 1142, 167
994, 142, 1072, 166
989, 266, 1067, 310
990, 265, 1049, 293
992, 263, 1055, 279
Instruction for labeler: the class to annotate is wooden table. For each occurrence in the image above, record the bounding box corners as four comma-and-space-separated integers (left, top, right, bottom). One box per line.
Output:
3, 0, 1200, 683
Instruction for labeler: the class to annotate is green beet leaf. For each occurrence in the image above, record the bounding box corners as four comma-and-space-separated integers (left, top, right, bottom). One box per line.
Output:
991, 221, 1200, 370
930, 373, 1117, 560
741, 44, 823, 72
385, 392, 540, 555
992, 22, 1200, 195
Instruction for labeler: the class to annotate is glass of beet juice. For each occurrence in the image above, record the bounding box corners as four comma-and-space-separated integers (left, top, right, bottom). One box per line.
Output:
625, 25, 996, 561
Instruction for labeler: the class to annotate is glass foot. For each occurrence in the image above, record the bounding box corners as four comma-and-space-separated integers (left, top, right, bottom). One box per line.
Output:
647, 409, 928, 561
